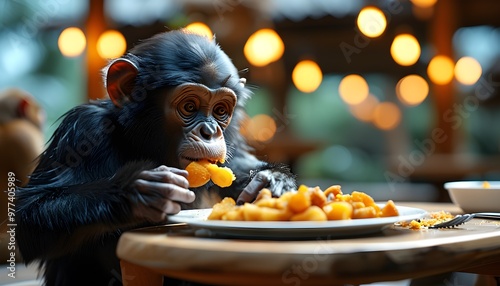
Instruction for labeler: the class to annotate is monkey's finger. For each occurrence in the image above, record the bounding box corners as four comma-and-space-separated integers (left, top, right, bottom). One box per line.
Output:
152, 165, 189, 178
236, 173, 270, 205
166, 167, 189, 178
152, 165, 169, 172
135, 190, 182, 215
134, 179, 195, 203
139, 169, 189, 188
161, 199, 182, 215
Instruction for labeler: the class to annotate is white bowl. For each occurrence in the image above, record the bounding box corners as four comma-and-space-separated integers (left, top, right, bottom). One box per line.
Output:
445, 181, 500, 213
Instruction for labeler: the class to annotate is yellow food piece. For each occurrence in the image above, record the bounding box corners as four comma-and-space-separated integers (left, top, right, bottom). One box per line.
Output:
483, 181, 491, 188
206, 164, 235, 187
255, 188, 272, 201
186, 161, 211, 188
381, 200, 399, 217
208, 197, 236, 220
207, 185, 400, 221
352, 191, 375, 206
335, 194, 352, 203
351, 202, 365, 209
310, 186, 327, 208
324, 185, 342, 198
222, 208, 244, 220
254, 198, 278, 208
288, 190, 311, 213
243, 203, 292, 221
323, 202, 353, 220
353, 206, 377, 219
290, 206, 327, 221
297, 184, 309, 193
185, 160, 236, 188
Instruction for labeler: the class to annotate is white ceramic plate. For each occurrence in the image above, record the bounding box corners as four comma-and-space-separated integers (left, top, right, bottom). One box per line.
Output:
168, 205, 427, 239
445, 181, 500, 213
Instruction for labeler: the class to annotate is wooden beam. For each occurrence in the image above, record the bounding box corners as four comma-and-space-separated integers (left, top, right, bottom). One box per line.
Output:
85, 0, 107, 100
429, 0, 457, 154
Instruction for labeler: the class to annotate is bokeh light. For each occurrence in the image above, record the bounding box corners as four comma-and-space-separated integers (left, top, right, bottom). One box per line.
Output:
396, 74, 429, 106
244, 28, 285, 67
373, 102, 401, 130
349, 94, 379, 122
410, 0, 437, 8
292, 60, 323, 93
58, 27, 86, 57
339, 74, 369, 105
97, 30, 127, 59
185, 22, 213, 39
357, 6, 387, 38
454, 56, 482, 85
390, 34, 421, 66
427, 55, 455, 85
242, 114, 277, 142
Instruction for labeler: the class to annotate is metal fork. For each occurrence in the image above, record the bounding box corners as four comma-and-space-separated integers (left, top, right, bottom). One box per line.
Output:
429, 212, 500, 229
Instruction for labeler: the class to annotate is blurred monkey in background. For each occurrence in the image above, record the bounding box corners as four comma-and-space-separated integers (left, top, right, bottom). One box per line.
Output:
0, 88, 45, 261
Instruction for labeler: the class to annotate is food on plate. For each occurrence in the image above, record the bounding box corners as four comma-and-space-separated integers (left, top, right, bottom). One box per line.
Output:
483, 181, 491, 188
186, 160, 236, 188
396, 211, 455, 229
208, 184, 400, 221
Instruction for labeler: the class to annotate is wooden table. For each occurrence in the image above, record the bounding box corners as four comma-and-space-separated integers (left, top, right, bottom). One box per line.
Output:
117, 203, 500, 285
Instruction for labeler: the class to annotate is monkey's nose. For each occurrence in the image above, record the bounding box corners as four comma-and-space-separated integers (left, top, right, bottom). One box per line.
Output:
198, 122, 220, 141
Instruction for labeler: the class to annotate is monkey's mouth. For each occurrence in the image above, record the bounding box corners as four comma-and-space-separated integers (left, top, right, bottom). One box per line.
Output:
183, 157, 218, 164
179, 144, 227, 169
180, 156, 223, 169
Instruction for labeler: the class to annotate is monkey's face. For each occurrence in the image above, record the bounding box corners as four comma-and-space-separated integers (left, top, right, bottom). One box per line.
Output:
168, 83, 237, 169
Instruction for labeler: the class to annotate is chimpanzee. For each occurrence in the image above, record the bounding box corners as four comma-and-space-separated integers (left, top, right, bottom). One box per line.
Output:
16, 29, 296, 286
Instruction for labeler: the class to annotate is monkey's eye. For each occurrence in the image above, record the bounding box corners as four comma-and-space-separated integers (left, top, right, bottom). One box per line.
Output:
213, 104, 230, 121
181, 101, 198, 115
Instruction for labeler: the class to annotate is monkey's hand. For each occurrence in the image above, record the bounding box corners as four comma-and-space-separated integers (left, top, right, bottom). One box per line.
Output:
128, 165, 195, 223
236, 163, 296, 205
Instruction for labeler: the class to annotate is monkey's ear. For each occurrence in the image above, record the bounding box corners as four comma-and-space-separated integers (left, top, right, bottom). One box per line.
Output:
106, 58, 138, 108
17, 98, 30, 117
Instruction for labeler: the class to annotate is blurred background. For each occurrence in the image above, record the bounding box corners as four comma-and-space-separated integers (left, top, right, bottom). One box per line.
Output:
2, 0, 500, 202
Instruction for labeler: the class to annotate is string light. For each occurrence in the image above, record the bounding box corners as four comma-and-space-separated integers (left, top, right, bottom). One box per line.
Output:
185, 22, 213, 39
427, 55, 454, 85
242, 114, 277, 142
244, 29, 284, 67
97, 30, 127, 59
292, 60, 323, 93
454, 56, 482, 85
396, 75, 429, 106
410, 0, 437, 8
339, 74, 369, 105
58, 27, 86, 57
390, 34, 421, 66
357, 7, 387, 38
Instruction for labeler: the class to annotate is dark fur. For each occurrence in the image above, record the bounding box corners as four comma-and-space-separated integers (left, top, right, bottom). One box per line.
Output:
16, 30, 296, 286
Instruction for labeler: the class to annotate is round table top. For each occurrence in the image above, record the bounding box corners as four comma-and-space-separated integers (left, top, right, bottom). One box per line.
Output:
117, 203, 500, 285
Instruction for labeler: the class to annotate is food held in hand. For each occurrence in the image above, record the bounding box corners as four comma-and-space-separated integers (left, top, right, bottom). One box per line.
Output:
186, 161, 211, 188
208, 184, 400, 221
206, 164, 235, 188
186, 160, 235, 188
